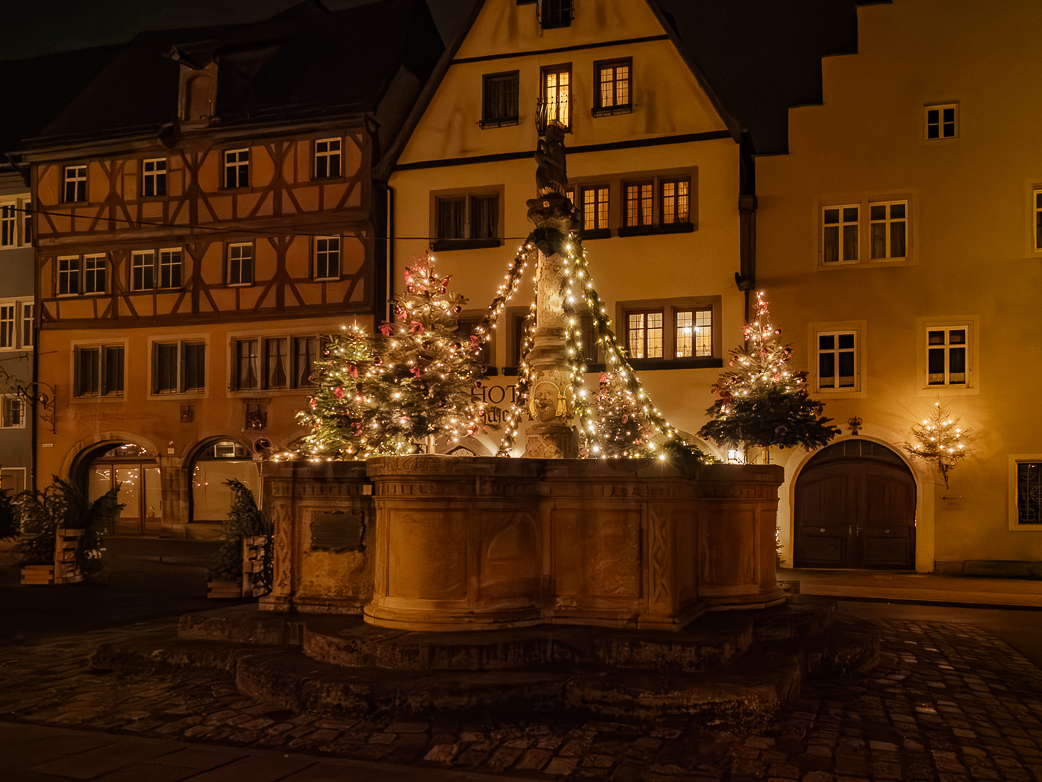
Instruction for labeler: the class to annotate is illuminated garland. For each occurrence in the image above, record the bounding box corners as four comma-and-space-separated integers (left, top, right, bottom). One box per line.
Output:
903, 402, 971, 488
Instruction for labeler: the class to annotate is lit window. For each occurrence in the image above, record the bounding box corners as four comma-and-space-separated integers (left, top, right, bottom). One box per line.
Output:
661, 178, 690, 225
869, 201, 907, 260
142, 159, 167, 197
64, 166, 87, 203
817, 331, 857, 391
541, 65, 571, 129
224, 149, 250, 189
624, 182, 653, 228
314, 237, 340, 279
315, 139, 342, 179
594, 59, 631, 114
675, 308, 712, 358
481, 71, 519, 128
228, 244, 253, 286
627, 311, 663, 359
927, 327, 968, 386
822, 205, 859, 263
925, 104, 958, 140
581, 186, 609, 232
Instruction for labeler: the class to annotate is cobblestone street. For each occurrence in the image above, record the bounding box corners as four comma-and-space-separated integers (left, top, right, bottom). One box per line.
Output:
2, 615, 1041, 780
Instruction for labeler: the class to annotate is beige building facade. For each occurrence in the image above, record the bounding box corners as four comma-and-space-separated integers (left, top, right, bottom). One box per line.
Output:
387, 0, 754, 460
757, 0, 1042, 573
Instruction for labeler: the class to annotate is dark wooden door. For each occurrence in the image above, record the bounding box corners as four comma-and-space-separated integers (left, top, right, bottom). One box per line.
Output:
794, 440, 916, 569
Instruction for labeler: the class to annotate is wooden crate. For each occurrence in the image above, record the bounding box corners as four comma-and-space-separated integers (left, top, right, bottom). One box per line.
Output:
21, 565, 54, 585
207, 578, 243, 599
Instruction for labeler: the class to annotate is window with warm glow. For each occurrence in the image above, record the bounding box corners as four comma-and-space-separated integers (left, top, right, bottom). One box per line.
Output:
594, 59, 631, 115
541, 65, 571, 129
581, 185, 609, 232
675, 308, 712, 358
661, 178, 691, 225
627, 311, 663, 359
619, 296, 720, 367
624, 181, 653, 228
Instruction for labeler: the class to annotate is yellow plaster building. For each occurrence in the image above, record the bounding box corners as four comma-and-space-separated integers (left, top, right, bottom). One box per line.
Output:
387, 0, 756, 459
757, 0, 1042, 574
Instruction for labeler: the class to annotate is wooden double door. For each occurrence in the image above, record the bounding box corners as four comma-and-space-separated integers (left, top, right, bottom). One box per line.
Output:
794, 440, 916, 570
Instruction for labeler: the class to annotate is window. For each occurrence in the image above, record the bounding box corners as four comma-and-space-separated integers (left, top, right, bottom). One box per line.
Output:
593, 59, 631, 115
314, 237, 340, 279
661, 178, 690, 225
0, 396, 25, 428
1009, 457, 1042, 528
624, 181, 653, 228
627, 311, 663, 359
152, 341, 205, 395
0, 300, 34, 351
227, 244, 253, 286
74, 344, 124, 397
580, 185, 609, 233
64, 165, 87, 203
619, 297, 721, 368
159, 249, 182, 288
142, 159, 167, 197
481, 71, 519, 128
869, 201, 907, 260
1033, 190, 1042, 252
314, 139, 342, 179
58, 257, 81, 295
927, 326, 968, 386
541, 65, 571, 129
817, 331, 857, 391
131, 251, 155, 291
432, 191, 501, 249
224, 149, 250, 189
822, 205, 859, 263
0, 198, 29, 248
675, 308, 712, 358
234, 335, 319, 391
458, 318, 493, 367
84, 255, 107, 294
925, 104, 958, 140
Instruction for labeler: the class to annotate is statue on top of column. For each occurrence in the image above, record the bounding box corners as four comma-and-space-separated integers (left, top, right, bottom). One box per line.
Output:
528, 122, 580, 232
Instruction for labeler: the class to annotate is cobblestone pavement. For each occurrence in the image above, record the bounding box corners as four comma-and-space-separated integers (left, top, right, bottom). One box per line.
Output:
1, 617, 1041, 781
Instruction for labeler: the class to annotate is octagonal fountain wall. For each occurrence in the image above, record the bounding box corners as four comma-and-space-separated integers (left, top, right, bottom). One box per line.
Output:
261, 456, 785, 631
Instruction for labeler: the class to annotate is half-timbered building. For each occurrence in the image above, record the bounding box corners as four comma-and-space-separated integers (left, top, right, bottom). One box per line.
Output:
10, 0, 443, 535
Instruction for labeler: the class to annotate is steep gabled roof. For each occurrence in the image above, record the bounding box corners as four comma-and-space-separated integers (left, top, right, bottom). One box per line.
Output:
26, 0, 444, 147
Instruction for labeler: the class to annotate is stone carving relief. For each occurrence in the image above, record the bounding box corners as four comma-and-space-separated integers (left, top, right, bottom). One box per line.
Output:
270, 503, 292, 597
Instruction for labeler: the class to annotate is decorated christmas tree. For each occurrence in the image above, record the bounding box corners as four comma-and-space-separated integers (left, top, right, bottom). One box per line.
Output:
297, 255, 486, 459
903, 402, 970, 488
698, 291, 839, 462
583, 372, 658, 458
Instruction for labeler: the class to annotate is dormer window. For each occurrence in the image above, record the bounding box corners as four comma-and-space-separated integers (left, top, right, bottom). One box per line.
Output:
537, 0, 573, 28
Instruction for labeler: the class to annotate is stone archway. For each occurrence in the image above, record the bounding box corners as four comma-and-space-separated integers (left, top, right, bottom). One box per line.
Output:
185, 437, 260, 527
71, 439, 162, 536
793, 439, 916, 570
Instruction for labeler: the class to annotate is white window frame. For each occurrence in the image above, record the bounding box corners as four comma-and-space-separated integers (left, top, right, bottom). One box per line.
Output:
1008, 455, 1042, 531
230, 331, 322, 395
868, 200, 908, 261
821, 204, 860, 264
57, 256, 81, 296
314, 138, 342, 179
72, 342, 126, 399
917, 316, 979, 396
158, 248, 182, 289
131, 250, 155, 291
223, 149, 250, 189
0, 298, 34, 351
227, 243, 253, 287
0, 395, 26, 428
925, 103, 958, 140
64, 165, 87, 203
83, 254, 107, 295
314, 236, 340, 280
142, 158, 167, 198
810, 322, 867, 397
0, 197, 30, 249
150, 338, 207, 397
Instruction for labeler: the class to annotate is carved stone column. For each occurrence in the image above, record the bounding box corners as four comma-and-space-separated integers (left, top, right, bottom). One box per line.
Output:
523, 196, 580, 458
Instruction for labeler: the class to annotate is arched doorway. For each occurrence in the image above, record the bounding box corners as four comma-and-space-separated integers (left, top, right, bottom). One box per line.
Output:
794, 439, 916, 569
189, 439, 260, 524
85, 443, 163, 535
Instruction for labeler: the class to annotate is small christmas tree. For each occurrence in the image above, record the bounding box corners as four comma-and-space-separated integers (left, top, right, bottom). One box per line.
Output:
298, 255, 486, 458
584, 372, 658, 458
699, 291, 839, 462
904, 402, 970, 488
